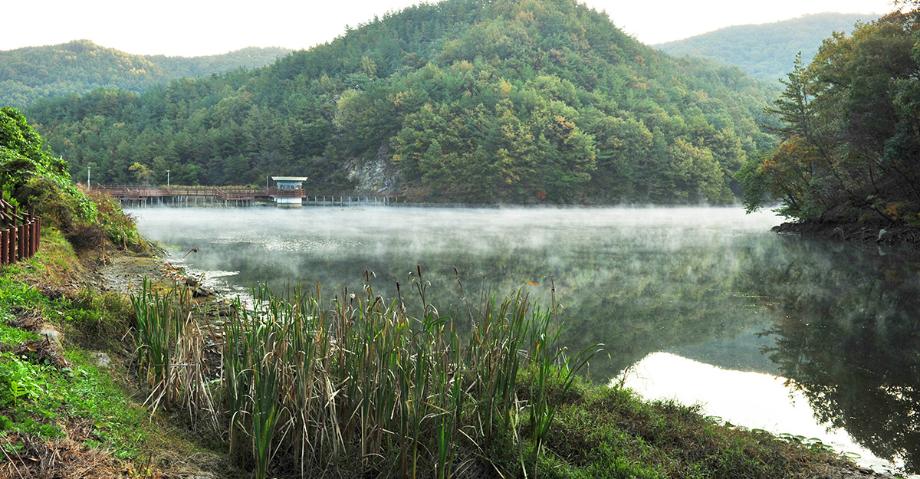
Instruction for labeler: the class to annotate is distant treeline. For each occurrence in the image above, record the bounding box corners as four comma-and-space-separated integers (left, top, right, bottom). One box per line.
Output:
658, 13, 877, 82
0, 40, 290, 108
28, 0, 776, 205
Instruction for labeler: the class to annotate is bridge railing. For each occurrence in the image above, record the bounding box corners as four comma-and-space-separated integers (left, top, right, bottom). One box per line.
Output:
96, 185, 265, 198
266, 188, 304, 198
0, 198, 41, 268
93, 185, 398, 205
96, 186, 312, 199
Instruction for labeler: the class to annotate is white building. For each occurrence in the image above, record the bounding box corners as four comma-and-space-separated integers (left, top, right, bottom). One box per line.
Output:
271, 176, 308, 207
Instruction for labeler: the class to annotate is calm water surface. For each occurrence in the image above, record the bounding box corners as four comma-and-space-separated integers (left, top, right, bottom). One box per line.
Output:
131, 206, 920, 476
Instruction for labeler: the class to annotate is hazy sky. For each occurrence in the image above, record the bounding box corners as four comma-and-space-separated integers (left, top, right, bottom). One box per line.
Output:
2, 0, 890, 56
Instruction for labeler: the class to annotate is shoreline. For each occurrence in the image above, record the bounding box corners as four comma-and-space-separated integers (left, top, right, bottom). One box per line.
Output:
773, 221, 920, 247
144, 246, 903, 479
0, 230, 902, 478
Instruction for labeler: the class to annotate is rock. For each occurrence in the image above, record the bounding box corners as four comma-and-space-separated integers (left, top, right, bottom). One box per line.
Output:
38, 324, 63, 347
192, 287, 214, 298
15, 337, 69, 368
877, 228, 888, 242
91, 351, 111, 368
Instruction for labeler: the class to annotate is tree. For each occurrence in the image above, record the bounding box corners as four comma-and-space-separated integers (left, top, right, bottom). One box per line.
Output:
128, 161, 152, 185
767, 53, 813, 139
744, 9, 920, 224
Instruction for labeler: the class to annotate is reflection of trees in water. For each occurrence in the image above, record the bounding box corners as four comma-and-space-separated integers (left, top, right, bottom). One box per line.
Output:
174, 229, 920, 470
174, 231, 776, 380
743, 239, 920, 474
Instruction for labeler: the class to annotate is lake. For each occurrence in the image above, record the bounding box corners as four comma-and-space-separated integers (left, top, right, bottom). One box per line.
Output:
130, 206, 920, 476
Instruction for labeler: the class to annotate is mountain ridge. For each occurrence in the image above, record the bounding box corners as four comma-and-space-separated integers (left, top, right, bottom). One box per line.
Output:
0, 40, 291, 108
657, 12, 879, 81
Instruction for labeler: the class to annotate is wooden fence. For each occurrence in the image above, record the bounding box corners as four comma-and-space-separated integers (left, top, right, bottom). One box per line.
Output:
0, 198, 41, 267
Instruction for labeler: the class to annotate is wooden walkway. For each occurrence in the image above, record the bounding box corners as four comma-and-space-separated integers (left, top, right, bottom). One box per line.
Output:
95, 186, 396, 207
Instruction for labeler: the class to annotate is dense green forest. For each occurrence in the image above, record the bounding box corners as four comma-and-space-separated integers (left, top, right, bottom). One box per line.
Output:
658, 13, 877, 83
742, 8, 920, 226
27, 0, 776, 204
0, 40, 290, 108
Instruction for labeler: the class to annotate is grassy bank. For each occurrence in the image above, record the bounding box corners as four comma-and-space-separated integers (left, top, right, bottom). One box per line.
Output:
0, 227, 233, 478
0, 229, 867, 479
129, 273, 860, 479
773, 221, 920, 246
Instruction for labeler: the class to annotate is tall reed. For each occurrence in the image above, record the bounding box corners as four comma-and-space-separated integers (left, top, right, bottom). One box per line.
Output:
131, 279, 219, 426
131, 272, 599, 478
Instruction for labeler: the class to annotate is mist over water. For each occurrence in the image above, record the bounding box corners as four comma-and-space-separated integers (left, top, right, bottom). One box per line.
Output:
131, 206, 920, 476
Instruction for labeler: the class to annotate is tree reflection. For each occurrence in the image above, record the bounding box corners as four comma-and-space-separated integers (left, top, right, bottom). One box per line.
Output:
146, 209, 920, 473
746, 240, 920, 474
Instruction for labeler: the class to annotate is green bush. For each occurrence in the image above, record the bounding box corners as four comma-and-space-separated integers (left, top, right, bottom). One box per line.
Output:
0, 107, 96, 225
0, 107, 143, 251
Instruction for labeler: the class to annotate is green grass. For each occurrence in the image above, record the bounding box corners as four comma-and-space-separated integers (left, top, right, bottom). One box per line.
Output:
0, 227, 149, 462
491, 371, 849, 479
0, 350, 147, 459
0, 276, 47, 312
0, 318, 39, 345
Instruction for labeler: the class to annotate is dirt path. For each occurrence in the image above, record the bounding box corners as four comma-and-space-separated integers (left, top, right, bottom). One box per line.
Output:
95, 254, 167, 294
91, 253, 237, 478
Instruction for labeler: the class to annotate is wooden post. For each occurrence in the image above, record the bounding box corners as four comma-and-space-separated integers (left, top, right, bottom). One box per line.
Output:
18, 223, 25, 260
24, 220, 30, 257
23, 219, 30, 258
30, 219, 37, 257
1, 228, 7, 265
11, 223, 18, 261
35, 218, 40, 253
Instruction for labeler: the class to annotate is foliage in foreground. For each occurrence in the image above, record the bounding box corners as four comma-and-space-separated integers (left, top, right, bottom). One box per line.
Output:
500, 371, 850, 479
0, 231, 147, 462
741, 8, 920, 226
132, 274, 598, 478
0, 107, 144, 250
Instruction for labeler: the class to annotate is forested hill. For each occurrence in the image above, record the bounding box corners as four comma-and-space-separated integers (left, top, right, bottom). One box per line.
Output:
0, 40, 290, 108
29, 0, 776, 204
657, 13, 878, 82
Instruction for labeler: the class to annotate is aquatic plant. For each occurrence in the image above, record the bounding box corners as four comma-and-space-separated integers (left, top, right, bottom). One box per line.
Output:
130, 272, 600, 478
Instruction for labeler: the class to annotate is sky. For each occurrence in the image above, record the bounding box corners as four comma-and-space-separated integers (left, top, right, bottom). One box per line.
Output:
1, 0, 892, 56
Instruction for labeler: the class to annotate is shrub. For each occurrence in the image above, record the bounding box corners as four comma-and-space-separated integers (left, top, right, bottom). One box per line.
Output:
0, 108, 143, 252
